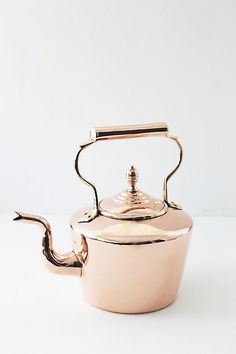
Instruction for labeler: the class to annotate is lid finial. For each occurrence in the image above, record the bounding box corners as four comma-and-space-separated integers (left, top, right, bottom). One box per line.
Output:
127, 165, 139, 193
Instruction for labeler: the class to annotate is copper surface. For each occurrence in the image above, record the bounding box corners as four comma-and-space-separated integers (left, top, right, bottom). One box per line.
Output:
74, 123, 183, 221
71, 206, 192, 243
99, 166, 167, 221
90, 122, 168, 141
76, 232, 191, 313
14, 212, 86, 276
15, 122, 193, 314
126, 165, 139, 193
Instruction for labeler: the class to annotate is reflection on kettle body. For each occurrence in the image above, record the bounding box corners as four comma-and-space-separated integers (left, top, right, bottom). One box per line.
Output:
14, 211, 87, 276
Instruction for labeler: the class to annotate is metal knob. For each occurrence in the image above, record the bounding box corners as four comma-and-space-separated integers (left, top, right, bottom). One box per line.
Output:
126, 166, 139, 193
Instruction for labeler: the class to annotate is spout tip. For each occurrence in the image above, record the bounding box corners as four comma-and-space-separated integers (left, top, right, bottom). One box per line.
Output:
13, 211, 23, 221
13, 211, 51, 231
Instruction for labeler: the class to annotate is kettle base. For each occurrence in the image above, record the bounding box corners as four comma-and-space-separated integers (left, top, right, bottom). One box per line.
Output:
85, 297, 177, 314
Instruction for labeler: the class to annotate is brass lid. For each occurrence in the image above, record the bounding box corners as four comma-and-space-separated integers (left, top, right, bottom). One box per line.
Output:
99, 166, 167, 221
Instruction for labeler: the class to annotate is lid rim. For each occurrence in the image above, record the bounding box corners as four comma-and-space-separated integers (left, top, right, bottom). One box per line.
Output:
98, 201, 168, 221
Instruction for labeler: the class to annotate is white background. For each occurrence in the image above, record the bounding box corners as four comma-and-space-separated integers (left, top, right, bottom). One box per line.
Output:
0, 0, 236, 216
1, 1, 236, 354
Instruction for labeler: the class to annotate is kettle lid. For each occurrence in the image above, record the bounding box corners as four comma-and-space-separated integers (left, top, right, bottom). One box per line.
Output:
99, 166, 167, 221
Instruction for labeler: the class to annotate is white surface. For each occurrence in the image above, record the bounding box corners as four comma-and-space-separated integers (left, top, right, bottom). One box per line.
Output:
1, 215, 236, 354
1, 0, 236, 216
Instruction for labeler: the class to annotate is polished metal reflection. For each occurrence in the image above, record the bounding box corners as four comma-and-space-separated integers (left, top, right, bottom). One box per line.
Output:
14, 211, 87, 275
74, 123, 183, 223
98, 166, 168, 221
15, 122, 192, 314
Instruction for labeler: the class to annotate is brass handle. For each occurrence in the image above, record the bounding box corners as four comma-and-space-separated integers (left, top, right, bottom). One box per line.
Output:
75, 123, 183, 222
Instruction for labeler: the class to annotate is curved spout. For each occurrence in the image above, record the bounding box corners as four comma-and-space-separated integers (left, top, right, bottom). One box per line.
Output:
14, 212, 87, 276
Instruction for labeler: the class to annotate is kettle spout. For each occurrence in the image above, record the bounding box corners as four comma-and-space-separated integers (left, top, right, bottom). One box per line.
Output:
14, 212, 87, 276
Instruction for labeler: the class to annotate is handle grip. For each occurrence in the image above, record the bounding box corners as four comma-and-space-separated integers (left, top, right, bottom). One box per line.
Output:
90, 123, 168, 141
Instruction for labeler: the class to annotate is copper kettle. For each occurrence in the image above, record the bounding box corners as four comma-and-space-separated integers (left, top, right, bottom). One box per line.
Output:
14, 123, 193, 313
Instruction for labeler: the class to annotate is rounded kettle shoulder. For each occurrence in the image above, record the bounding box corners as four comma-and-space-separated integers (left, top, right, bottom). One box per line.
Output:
70, 207, 192, 244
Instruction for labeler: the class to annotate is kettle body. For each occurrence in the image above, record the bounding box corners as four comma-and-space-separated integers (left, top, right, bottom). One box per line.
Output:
71, 206, 192, 313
